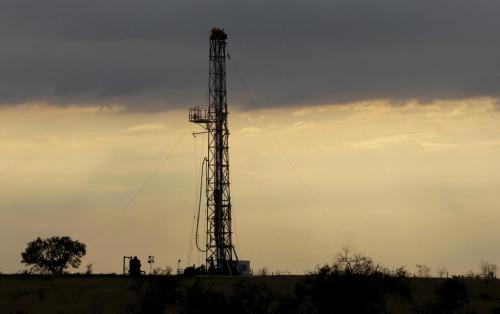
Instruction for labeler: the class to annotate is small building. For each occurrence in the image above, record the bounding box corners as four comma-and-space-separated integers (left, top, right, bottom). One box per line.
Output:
238, 260, 252, 276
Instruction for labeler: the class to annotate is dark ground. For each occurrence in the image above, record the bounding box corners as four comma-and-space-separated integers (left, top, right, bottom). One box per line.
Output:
1, 275, 500, 313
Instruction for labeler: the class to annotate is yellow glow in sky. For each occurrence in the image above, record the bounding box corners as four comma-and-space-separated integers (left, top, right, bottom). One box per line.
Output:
1, 98, 500, 275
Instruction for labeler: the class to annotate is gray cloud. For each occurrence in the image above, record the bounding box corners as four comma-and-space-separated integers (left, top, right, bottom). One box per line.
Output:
0, 0, 499, 110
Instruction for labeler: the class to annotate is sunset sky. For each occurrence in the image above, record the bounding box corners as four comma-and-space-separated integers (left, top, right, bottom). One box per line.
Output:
1, 1, 500, 275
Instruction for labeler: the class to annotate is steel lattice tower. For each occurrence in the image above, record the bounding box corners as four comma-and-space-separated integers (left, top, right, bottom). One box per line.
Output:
189, 28, 239, 275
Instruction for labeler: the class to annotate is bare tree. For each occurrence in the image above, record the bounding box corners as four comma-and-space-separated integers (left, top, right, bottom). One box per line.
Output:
256, 267, 269, 276
436, 266, 448, 278
394, 265, 411, 277
165, 266, 173, 275
480, 261, 497, 279
416, 264, 432, 278
332, 246, 383, 275
85, 263, 93, 275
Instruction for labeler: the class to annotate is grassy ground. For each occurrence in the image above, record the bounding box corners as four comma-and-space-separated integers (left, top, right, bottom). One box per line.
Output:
0, 275, 136, 313
1, 275, 499, 313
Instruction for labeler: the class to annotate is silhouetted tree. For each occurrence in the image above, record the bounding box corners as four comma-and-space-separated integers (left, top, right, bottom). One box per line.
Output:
20, 236, 86, 275
85, 263, 93, 275
296, 269, 410, 313
332, 246, 383, 275
256, 266, 270, 276
295, 248, 411, 314
480, 261, 497, 279
416, 264, 432, 278
394, 265, 411, 278
436, 267, 448, 278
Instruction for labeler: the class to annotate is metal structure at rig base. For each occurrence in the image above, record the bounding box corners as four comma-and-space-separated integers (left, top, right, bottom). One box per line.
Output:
189, 28, 241, 275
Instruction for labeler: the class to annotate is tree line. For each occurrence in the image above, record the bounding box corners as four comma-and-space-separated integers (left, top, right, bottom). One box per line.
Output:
16, 236, 499, 280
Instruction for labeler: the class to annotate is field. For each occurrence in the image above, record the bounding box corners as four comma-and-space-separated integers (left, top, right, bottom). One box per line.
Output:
1, 275, 500, 313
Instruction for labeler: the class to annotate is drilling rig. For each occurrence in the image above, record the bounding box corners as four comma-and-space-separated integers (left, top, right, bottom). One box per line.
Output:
189, 28, 248, 275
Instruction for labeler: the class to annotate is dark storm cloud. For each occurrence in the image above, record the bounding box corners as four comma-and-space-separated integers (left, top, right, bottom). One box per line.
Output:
0, 0, 499, 110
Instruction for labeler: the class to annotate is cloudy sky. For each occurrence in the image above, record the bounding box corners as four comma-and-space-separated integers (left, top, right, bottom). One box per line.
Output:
1, 1, 500, 274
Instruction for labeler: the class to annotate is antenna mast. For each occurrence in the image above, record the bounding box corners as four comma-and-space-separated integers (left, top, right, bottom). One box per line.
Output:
189, 28, 239, 275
